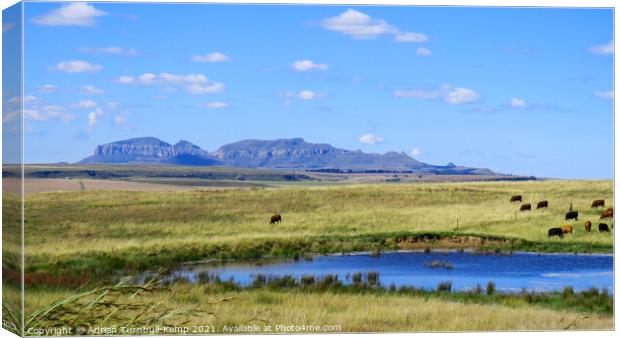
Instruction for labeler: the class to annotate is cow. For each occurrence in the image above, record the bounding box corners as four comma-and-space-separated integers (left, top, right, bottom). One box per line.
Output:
510, 195, 522, 203
584, 220, 592, 232
547, 227, 563, 238
600, 207, 614, 219
599, 223, 610, 233
561, 224, 573, 234
536, 201, 548, 209
520, 203, 531, 211
591, 199, 605, 208
270, 214, 282, 224
565, 211, 578, 221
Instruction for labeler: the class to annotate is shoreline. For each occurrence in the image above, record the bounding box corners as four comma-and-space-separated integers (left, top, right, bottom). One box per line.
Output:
23, 231, 613, 281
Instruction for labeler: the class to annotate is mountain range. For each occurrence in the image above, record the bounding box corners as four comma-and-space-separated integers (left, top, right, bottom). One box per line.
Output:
79, 137, 496, 175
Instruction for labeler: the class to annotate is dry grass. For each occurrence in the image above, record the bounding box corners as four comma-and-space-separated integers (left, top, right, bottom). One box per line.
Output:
22, 285, 614, 333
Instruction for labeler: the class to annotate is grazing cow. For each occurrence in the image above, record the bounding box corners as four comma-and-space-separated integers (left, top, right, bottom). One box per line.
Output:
584, 220, 592, 232
591, 199, 605, 208
561, 224, 573, 234
600, 207, 614, 219
520, 203, 531, 211
599, 223, 610, 233
270, 214, 282, 224
547, 227, 563, 238
536, 201, 548, 209
565, 211, 578, 221
510, 195, 522, 203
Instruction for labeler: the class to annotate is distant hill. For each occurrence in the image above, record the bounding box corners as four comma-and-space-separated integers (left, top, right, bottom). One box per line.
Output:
79, 137, 222, 166
79, 137, 497, 175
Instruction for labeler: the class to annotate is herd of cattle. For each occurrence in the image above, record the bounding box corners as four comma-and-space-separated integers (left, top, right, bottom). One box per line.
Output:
510, 195, 613, 238
268, 196, 613, 240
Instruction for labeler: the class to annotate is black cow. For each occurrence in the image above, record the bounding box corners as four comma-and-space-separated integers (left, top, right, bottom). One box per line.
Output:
536, 201, 548, 209
599, 223, 610, 233
510, 195, 522, 203
565, 211, 578, 221
270, 214, 282, 224
520, 203, 531, 211
547, 227, 563, 238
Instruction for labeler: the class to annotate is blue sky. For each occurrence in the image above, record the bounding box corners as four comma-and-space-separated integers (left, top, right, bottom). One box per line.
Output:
5, 2, 614, 178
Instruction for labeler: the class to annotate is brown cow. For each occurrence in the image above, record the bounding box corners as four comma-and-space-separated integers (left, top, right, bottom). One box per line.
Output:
270, 214, 282, 224
536, 201, 548, 209
510, 195, 522, 203
584, 220, 592, 232
561, 224, 573, 234
600, 207, 614, 219
520, 203, 531, 211
591, 199, 605, 208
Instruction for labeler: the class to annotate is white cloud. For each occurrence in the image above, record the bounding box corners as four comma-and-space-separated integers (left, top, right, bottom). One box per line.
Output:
106, 101, 120, 109
416, 47, 432, 56
587, 41, 613, 55
87, 107, 103, 131
595, 90, 613, 100
79, 85, 105, 95
3, 22, 15, 33
44, 105, 75, 122
71, 100, 98, 109
117, 76, 136, 84
396, 32, 428, 43
114, 115, 126, 126
444, 87, 480, 104
32, 3, 107, 26
192, 52, 229, 63
117, 72, 223, 94
79, 46, 139, 55
395, 84, 480, 105
186, 82, 225, 94
321, 9, 427, 43
358, 133, 384, 145
394, 85, 450, 99
282, 90, 323, 101
37, 84, 59, 93
54, 60, 102, 73
410, 148, 421, 157
291, 60, 329, 72
322, 9, 394, 39
19, 97, 75, 122
510, 97, 527, 108
24, 109, 48, 121
200, 101, 229, 109
23, 95, 39, 104
298, 90, 317, 100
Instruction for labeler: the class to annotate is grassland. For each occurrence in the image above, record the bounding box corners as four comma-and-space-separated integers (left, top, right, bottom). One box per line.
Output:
19, 282, 613, 333
22, 179, 612, 276
12, 178, 614, 333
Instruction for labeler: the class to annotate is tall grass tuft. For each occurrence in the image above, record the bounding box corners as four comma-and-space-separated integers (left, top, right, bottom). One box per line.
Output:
23, 274, 208, 333
486, 281, 496, 296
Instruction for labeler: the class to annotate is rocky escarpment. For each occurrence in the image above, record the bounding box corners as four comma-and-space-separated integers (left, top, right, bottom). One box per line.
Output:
78, 136, 497, 174
79, 137, 221, 165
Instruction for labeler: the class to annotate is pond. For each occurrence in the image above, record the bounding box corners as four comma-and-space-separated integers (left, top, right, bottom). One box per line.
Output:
157, 251, 614, 293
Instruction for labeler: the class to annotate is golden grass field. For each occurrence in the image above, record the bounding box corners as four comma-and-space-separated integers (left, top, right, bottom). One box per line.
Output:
16, 283, 613, 333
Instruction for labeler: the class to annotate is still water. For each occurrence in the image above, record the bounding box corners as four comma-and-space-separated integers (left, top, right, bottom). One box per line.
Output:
161, 251, 613, 293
